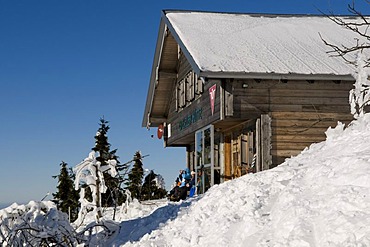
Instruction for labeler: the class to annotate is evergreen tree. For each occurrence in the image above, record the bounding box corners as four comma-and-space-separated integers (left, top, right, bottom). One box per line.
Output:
92, 117, 124, 207
126, 151, 144, 200
141, 170, 167, 201
52, 161, 79, 221
116, 158, 131, 201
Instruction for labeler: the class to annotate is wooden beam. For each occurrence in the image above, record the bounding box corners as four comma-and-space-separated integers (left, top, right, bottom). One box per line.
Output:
256, 118, 261, 173
158, 70, 177, 79
270, 111, 353, 120
261, 114, 272, 171
149, 116, 167, 124
271, 149, 302, 157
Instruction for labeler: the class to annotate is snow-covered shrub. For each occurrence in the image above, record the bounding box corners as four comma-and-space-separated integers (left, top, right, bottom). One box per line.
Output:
77, 220, 120, 246
0, 201, 78, 246
74, 151, 118, 224
0, 201, 120, 246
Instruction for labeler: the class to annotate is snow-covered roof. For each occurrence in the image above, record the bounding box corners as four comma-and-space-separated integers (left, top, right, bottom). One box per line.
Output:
143, 11, 366, 127
164, 11, 363, 78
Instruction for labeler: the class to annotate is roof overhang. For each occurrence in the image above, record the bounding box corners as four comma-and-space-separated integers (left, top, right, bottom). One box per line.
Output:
142, 10, 202, 128
142, 10, 357, 128
200, 71, 355, 81
142, 13, 168, 128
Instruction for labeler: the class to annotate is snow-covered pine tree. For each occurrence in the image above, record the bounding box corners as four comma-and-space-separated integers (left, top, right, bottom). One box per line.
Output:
73, 118, 121, 222
52, 161, 79, 221
141, 170, 167, 201
125, 151, 144, 200
92, 117, 124, 207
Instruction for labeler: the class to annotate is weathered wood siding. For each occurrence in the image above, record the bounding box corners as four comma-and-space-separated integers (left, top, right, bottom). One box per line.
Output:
177, 51, 192, 82
164, 51, 222, 145
231, 79, 354, 167
270, 111, 353, 165
232, 79, 353, 116
166, 79, 222, 145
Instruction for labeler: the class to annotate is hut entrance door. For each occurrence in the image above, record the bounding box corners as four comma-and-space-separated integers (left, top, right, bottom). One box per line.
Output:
195, 125, 214, 194
224, 130, 255, 180
233, 132, 254, 178
224, 134, 232, 181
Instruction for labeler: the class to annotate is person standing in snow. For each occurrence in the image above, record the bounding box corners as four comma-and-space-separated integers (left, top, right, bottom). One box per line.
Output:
196, 169, 203, 194
189, 171, 196, 188
197, 168, 211, 194
188, 171, 197, 197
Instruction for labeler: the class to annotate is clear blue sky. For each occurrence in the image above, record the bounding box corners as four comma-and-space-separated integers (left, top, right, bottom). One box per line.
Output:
0, 0, 369, 206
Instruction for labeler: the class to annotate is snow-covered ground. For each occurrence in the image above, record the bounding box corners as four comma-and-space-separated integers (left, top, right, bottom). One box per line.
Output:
115, 114, 370, 246
2, 114, 370, 246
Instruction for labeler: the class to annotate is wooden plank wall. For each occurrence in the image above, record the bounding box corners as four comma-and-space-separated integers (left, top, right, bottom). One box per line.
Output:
233, 79, 353, 116
165, 51, 191, 130
232, 79, 354, 167
177, 51, 192, 81
271, 111, 353, 165
164, 49, 222, 145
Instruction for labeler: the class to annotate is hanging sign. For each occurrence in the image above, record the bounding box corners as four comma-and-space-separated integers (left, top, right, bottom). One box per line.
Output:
157, 124, 164, 139
209, 84, 217, 115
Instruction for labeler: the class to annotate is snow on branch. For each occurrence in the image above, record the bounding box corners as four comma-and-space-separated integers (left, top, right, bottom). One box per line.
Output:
73, 151, 118, 224
0, 201, 78, 246
320, 2, 370, 118
350, 52, 370, 118
319, 2, 370, 66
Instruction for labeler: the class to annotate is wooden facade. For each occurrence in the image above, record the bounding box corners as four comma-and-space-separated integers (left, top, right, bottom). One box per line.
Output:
154, 41, 354, 182
143, 11, 357, 190
223, 79, 354, 167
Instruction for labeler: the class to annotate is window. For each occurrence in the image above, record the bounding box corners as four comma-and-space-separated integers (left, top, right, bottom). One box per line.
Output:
176, 72, 203, 111
186, 73, 195, 102
195, 76, 204, 95
177, 78, 186, 108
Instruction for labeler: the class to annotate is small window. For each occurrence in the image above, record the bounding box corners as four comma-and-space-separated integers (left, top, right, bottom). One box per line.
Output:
195, 76, 204, 95
186, 72, 195, 102
178, 78, 186, 108
176, 72, 204, 111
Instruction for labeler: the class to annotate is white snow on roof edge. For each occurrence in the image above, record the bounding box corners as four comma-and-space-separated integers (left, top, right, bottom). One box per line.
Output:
165, 11, 368, 77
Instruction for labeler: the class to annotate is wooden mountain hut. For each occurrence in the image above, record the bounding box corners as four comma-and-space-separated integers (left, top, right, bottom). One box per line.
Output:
142, 10, 363, 192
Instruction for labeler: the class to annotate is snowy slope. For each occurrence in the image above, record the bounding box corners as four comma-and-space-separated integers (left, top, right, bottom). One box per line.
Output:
2, 115, 370, 246
116, 114, 370, 247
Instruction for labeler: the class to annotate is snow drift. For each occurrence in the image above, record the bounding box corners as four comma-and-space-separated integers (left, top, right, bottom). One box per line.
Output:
1, 115, 370, 246
119, 114, 370, 247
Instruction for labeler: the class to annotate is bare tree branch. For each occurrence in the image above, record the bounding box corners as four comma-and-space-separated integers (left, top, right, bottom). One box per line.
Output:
318, 1, 370, 67
320, 1, 370, 117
